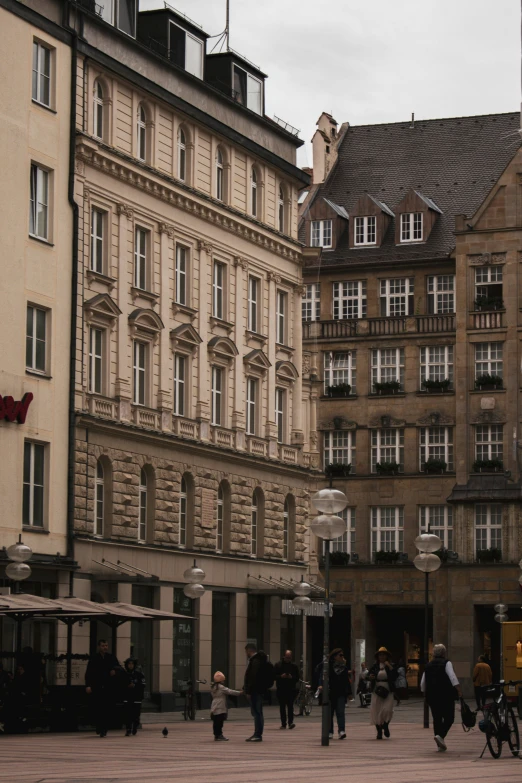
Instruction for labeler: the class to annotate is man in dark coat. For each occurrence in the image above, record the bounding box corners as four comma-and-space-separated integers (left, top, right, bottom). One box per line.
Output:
421, 643, 462, 752
319, 648, 351, 739
274, 649, 300, 729
85, 639, 120, 737
243, 643, 268, 742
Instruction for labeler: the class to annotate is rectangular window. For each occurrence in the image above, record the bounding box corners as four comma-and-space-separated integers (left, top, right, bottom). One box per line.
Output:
311, 219, 332, 248
323, 351, 356, 394
327, 508, 356, 554
475, 342, 503, 379
302, 283, 320, 321
133, 341, 147, 406
276, 290, 287, 344
173, 354, 186, 417
371, 429, 404, 473
89, 327, 104, 395
333, 281, 367, 320
117, 0, 136, 37
248, 276, 259, 332
211, 366, 223, 426
323, 431, 356, 471
134, 227, 148, 290
420, 345, 454, 388
419, 427, 453, 471
246, 378, 257, 435
175, 246, 188, 306
90, 209, 105, 273
26, 305, 47, 373
380, 278, 414, 316
475, 504, 502, 556
400, 212, 423, 242
233, 65, 262, 114
32, 41, 51, 107
169, 22, 204, 79
475, 266, 503, 309
371, 507, 404, 555
354, 216, 376, 245
371, 348, 404, 391
213, 262, 224, 319
475, 425, 503, 464
29, 164, 49, 240
427, 275, 455, 314
419, 506, 453, 550
23, 441, 45, 527
275, 388, 286, 444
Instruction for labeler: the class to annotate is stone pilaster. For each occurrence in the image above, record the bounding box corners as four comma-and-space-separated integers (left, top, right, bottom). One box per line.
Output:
115, 203, 133, 420
196, 240, 212, 440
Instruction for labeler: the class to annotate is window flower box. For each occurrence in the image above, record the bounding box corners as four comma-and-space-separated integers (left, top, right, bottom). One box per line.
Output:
374, 380, 402, 394
423, 458, 447, 474
474, 297, 504, 312
475, 374, 503, 391
421, 378, 451, 393
476, 547, 502, 563
375, 461, 400, 475
326, 383, 352, 398
472, 458, 504, 473
325, 463, 352, 478
374, 550, 400, 564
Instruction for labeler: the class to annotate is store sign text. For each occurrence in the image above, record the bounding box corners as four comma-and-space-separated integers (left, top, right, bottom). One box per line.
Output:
0, 393, 33, 424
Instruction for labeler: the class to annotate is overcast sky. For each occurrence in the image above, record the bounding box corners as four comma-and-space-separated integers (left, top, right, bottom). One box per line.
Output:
140, 0, 521, 166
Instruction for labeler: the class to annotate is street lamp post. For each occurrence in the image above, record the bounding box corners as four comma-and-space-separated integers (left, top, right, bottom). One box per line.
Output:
494, 603, 508, 680
413, 532, 442, 729
310, 488, 348, 747
5, 536, 33, 654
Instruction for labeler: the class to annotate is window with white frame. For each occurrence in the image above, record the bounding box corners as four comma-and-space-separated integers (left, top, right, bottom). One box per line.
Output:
173, 354, 186, 417
419, 427, 453, 471
90, 208, 105, 273
32, 41, 51, 107
278, 186, 285, 233
134, 227, 148, 290
275, 388, 286, 444
29, 164, 49, 240
371, 507, 404, 555
323, 351, 356, 394
23, 441, 45, 527
133, 340, 147, 406
354, 216, 376, 246
251, 167, 258, 217
248, 276, 259, 332
380, 278, 414, 316
371, 348, 404, 391
246, 378, 258, 435
93, 80, 105, 140
371, 429, 404, 472
326, 508, 356, 554
216, 148, 224, 201
177, 127, 186, 182
137, 104, 147, 161
475, 266, 503, 309
169, 22, 204, 79
138, 468, 147, 542
420, 345, 453, 387
333, 281, 367, 320
179, 476, 187, 547
175, 245, 188, 306
88, 327, 104, 394
427, 275, 455, 314
94, 459, 104, 536
276, 290, 287, 344
26, 305, 47, 373
311, 220, 332, 248
213, 262, 225, 319
233, 65, 262, 114
251, 493, 258, 556
400, 212, 423, 242
302, 283, 320, 321
211, 366, 223, 426
475, 342, 503, 379
419, 506, 453, 550
475, 504, 502, 555
283, 500, 289, 561
323, 430, 356, 470
475, 425, 503, 464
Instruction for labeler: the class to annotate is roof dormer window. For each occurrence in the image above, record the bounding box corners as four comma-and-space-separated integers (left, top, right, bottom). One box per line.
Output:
311, 220, 332, 249
400, 212, 423, 243
354, 216, 376, 246
169, 21, 204, 79
233, 65, 262, 114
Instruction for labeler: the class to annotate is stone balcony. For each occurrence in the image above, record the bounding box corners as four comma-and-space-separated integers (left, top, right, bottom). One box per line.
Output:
303, 314, 456, 340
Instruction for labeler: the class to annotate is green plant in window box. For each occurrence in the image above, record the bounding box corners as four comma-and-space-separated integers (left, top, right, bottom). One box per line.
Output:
374, 550, 400, 564
476, 547, 502, 563
375, 461, 400, 475
475, 373, 503, 390
326, 383, 352, 398
471, 458, 503, 473
423, 458, 447, 474
474, 297, 504, 312
325, 463, 352, 478
374, 380, 401, 394
421, 378, 451, 392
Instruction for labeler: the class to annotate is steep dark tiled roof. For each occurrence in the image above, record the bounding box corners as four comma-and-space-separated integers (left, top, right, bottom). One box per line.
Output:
305, 112, 520, 268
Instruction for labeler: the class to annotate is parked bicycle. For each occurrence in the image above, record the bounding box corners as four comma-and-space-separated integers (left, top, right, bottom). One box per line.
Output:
179, 678, 207, 721
480, 679, 521, 759
294, 680, 314, 716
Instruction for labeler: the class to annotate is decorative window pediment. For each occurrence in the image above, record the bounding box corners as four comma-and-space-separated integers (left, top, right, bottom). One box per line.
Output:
350, 194, 394, 248
244, 348, 271, 375
276, 360, 298, 384
208, 335, 238, 362
170, 323, 202, 353
128, 308, 164, 337
416, 412, 455, 427
84, 293, 121, 325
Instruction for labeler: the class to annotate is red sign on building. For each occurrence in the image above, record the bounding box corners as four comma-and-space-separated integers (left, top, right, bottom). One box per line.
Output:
0, 393, 33, 424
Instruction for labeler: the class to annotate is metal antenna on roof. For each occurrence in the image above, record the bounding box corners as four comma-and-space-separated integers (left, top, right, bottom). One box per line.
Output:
208, 0, 231, 53
411, 112, 415, 129
226, 0, 230, 51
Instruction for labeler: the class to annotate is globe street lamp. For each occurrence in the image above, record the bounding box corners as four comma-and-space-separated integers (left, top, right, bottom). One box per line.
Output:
311, 487, 348, 747
292, 576, 313, 611
5, 535, 33, 594
414, 532, 442, 729
183, 560, 205, 600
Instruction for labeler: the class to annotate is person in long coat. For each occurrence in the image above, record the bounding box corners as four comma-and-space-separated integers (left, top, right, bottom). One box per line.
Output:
369, 646, 397, 739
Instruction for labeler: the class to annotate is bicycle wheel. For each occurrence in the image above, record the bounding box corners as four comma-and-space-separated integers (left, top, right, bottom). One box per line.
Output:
507, 707, 520, 757
304, 703, 312, 716
486, 714, 503, 759
183, 701, 189, 721
188, 699, 196, 721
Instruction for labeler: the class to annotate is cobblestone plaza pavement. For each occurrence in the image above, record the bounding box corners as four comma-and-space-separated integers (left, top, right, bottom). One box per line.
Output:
1, 701, 521, 783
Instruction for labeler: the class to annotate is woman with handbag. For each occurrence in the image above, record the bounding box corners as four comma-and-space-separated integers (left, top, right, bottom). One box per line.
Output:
369, 646, 397, 739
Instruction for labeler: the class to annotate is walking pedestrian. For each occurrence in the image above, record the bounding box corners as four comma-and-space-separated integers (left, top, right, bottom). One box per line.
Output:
369, 647, 397, 739
123, 657, 145, 736
394, 659, 408, 706
356, 662, 370, 708
421, 643, 463, 752
85, 639, 120, 737
274, 649, 300, 729
319, 648, 350, 739
472, 655, 492, 710
210, 671, 242, 741
243, 643, 274, 742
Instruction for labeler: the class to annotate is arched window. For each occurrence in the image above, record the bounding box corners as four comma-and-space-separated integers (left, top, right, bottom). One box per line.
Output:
216, 480, 231, 554
138, 467, 147, 543
179, 473, 194, 548
137, 104, 147, 162
95, 460, 104, 536
251, 487, 265, 557
283, 494, 296, 562
251, 167, 258, 217
216, 147, 224, 202
178, 127, 186, 182
93, 80, 104, 140
278, 185, 285, 233
283, 500, 289, 561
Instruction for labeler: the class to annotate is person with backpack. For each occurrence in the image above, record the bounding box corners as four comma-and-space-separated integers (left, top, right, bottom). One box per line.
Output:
243, 643, 274, 742
274, 649, 300, 729
421, 643, 463, 752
